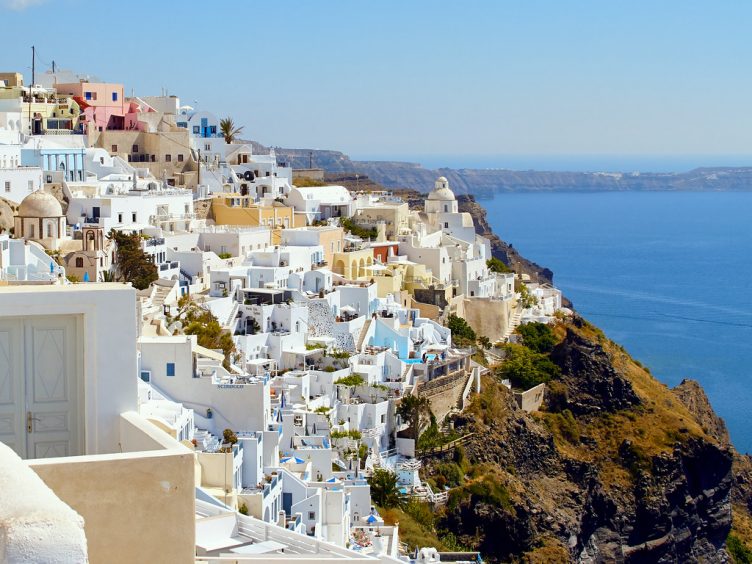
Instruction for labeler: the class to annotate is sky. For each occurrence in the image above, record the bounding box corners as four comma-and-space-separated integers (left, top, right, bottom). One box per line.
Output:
3, 0, 752, 168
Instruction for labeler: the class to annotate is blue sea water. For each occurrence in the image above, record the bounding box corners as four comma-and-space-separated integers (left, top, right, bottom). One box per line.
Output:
481, 192, 752, 454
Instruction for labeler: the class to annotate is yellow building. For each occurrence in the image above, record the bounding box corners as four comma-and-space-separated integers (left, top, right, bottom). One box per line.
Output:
332, 247, 374, 280
211, 195, 303, 243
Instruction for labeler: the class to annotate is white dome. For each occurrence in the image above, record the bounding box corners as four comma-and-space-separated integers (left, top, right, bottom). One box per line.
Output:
428, 176, 455, 201
18, 190, 63, 218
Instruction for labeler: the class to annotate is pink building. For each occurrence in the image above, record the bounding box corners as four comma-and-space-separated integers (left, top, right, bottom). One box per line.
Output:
55, 81, 126, 132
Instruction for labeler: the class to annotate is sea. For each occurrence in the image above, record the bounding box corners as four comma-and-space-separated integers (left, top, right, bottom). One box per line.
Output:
480, 191, 752, 454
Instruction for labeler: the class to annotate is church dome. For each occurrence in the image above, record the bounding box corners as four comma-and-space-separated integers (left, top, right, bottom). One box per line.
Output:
18, 190, 63, 218
428, 176, 455, 201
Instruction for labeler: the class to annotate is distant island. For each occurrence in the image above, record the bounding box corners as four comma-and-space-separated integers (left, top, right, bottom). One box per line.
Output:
257, 143, 752, 194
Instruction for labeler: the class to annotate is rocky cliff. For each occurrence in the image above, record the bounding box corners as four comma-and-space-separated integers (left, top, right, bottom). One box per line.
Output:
419, 319, 749, 563
255, 141, 752, 194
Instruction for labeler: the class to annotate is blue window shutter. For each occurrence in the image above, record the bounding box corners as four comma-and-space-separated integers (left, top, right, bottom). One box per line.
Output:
166, 363, 175, 377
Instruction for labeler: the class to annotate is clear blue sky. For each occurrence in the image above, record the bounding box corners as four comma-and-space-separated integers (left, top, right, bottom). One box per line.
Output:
3, 0, 752, 166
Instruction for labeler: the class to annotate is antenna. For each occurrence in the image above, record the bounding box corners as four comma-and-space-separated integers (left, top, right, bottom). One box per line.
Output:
52, 60, 55, 73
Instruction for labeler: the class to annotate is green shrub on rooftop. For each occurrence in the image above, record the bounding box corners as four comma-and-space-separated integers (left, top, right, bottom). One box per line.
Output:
334, 374, 365, 387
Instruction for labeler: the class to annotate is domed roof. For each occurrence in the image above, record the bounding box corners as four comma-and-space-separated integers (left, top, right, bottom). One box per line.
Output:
18, 190, 63, 218
428, 176, 455, 201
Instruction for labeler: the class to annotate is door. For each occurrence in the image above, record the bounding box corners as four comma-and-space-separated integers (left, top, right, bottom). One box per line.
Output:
0, 319, 24, 456
0, 316, 82, 459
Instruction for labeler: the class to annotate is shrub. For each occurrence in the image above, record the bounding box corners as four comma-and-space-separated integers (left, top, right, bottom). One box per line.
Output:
447, 314, 476, 345
517, 322, 556, 353
727, 533, 752, 564
487, 257, 511, 273
435, 462, 464, 488
217, 252, 232, 259
331, 429, 362, 440
334, 374, 365, 386
544, 409, 580, 444
496, 343, 560, 390
340, 217, 378, 239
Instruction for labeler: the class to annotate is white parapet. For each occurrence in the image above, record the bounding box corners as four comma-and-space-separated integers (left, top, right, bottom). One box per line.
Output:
0, 443, 88, 563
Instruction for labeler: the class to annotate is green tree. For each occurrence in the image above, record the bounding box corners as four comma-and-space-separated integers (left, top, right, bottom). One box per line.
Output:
447, 314, 476, 347
219, 117, 244, 144
517, 281, 538, 309
368, 468, 405, 508
179, 297, 236, 368
516, 322, 556, 353
497, 343, 559, 390
486, 257, 511, 273
477, 335, 492, 349
397, 394, 432, 441
109, 230, 158, 290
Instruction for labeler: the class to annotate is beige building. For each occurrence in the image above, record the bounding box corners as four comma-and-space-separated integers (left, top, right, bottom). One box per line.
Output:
353, 196, 409, 239
63, 226, 113, 282
91, 115, 199, 189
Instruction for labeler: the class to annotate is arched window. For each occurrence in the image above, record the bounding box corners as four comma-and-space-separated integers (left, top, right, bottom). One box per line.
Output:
75, 257, 84, 268
47, 223, 53, 238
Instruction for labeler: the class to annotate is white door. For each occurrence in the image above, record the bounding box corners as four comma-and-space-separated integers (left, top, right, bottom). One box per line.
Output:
0, 316, 82, 459
0, 319, 24, 456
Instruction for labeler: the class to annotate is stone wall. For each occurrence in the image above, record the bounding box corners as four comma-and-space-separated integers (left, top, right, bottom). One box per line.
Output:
463, 298, 512, 342
418, 370, 473, 424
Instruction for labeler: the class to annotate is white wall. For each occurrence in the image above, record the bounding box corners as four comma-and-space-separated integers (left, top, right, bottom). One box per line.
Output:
0, 284, 138, 454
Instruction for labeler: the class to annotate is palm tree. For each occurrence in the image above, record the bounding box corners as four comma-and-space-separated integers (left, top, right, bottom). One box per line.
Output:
397, 394, 432, 441
368, 468, 405, 508
219, 117, 244, 144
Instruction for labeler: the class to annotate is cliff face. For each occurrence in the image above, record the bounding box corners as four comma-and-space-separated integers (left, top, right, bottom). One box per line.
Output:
425, 321, 739, 563
259, 141, 752, 193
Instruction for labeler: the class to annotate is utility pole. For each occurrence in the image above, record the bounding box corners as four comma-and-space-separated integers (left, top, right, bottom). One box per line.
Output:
309, 151, 313, 169
28, 46, 35, 137
197, 149, 201, 186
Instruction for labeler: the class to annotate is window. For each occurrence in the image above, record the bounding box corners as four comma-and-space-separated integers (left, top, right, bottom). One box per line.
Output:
132, 212, 137, 222
308, 511, 315, 520
193, 126, 200, 134
84, 91, 92, 100
444, 222, 449, 229
112, 92, 118, 101
117, 213, 123, 223
380, 414, 385, 424
166, 363, 175, 377
444, 205, 448, 212
140, 371, 150, 383
46, 223, 53, 237
165, 154, 171, 162
131, 145, 139, 154
4, 181, 9, 192
204, 143, 210, 151
209, 125, 217, 135
111, 144, 118, 152
75, 257, 84, 267
46, 174, 52, 183
28, 180, 33, 191
177, 154, 184, 162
